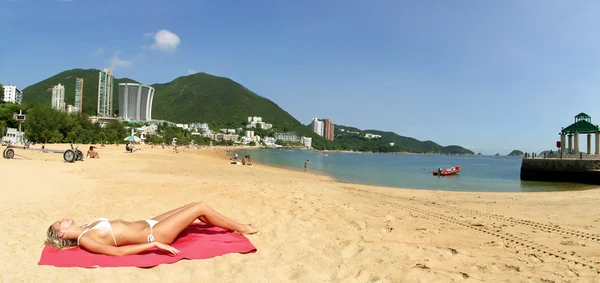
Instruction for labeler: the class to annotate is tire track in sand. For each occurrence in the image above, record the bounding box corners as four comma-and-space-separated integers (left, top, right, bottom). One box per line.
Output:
342, 187, 600, 275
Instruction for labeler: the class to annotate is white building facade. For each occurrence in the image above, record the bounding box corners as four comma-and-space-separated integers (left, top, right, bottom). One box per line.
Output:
301, 136, 312, 148
274, 132, 298, 143
311, 118, 324, 137
247, 116, 273, 130
52, 84, 66, 111
118, 83, 155, 122
1, 127, 24, 144
365, 133, 382, 139
2, 85, 23, 104
67, 105, 80, 115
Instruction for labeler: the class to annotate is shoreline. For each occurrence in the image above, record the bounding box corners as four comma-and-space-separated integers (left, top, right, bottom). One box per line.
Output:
218, 146, 599, 194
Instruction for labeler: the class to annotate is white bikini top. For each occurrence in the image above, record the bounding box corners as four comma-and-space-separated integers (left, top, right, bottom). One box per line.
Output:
77, 218, 118, 246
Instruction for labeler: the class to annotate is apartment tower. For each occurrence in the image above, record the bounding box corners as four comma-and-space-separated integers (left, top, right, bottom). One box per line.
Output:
97, 68, 114, 117
2, 85, 23, 104
51, 83, 66, 111
311, 118, 324, 137
118, 83, 155, 121
324, 118, 335, 141
74, 78, 84, 115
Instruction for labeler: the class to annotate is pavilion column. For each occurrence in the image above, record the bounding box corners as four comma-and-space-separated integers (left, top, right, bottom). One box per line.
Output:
587, 134, 592, 155
574, 131, 579, 155
596, 132, 600, 155
568, 134, 573, 154
560, 133, 566, 154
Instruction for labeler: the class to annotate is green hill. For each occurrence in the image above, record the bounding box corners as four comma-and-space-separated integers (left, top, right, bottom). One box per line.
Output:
21, 69, 318, 138
335, 125, 474, 154
22, 68, 138, 115
507, 150, 524, 156
150, 73, 302, 130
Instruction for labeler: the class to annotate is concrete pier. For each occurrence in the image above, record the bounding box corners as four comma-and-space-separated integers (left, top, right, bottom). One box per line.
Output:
520, 158, 600, 185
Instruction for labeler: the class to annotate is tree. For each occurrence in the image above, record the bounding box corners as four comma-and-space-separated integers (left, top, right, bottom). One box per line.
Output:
66, 131, 77, 143
97, 132, 107, 144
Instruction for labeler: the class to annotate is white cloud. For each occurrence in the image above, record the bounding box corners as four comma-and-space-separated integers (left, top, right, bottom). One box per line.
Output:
187, 68, 197, 75
142, 29, 181, 52
108, 51, 134, 70
90, 48, 104, 57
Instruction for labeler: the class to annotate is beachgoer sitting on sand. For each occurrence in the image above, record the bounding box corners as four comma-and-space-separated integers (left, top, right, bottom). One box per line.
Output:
125, 143, 134, 153
44, 202, 259, 256
241, 157, 247, 165
41, 145, 48, 153
87, 146, 100, 159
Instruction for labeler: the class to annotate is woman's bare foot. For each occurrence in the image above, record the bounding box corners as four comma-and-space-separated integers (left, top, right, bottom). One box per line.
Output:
240, 224, 259, 235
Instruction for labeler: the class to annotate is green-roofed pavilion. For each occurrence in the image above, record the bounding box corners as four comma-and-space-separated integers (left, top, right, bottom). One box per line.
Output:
559, 113, 600, 155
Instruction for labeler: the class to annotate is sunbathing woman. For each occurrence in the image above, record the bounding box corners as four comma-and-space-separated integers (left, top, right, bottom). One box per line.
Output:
45, 202, 259, 256
86, 146, 100, 158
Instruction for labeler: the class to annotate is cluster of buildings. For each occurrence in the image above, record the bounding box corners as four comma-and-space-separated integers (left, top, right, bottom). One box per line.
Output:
47, 69, 155, 123
339, 128, 382, 139
1, 72, 327, 149
246, 116, 272, 130
310, 118, 335, 141
155, 116, 313, 148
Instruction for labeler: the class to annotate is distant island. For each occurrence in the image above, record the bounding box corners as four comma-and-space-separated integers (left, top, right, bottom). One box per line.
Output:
507, 150, 524, 156
494, 153, 500, 156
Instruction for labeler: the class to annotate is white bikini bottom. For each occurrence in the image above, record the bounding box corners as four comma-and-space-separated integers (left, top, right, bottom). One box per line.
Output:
146, 220, 159, 242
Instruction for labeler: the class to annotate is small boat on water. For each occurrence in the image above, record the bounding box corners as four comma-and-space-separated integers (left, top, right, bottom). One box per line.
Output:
433, 166, 461, 176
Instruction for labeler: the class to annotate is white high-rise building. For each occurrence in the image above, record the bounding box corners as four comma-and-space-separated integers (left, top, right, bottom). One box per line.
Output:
51, 84, 66, 111
98, 68, 114, 117
118, 83, 155, 121
311, 118, 324, 137
2, 85, 23, 104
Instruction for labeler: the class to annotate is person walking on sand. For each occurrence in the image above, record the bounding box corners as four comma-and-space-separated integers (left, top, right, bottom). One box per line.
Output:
304, 160, 309, 172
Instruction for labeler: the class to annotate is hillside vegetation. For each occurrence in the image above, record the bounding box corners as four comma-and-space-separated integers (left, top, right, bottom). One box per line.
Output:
507, 150, 524, 156
335, 125, 474, 154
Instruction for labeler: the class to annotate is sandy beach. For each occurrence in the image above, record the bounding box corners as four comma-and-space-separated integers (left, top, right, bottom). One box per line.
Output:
1, 144, 599, 282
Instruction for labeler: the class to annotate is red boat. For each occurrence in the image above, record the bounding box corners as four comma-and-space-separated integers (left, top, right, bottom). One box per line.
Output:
433, 166, 461, 176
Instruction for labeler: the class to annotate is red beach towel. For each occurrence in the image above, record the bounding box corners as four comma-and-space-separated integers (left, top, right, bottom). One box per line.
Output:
38, 223, 257, 268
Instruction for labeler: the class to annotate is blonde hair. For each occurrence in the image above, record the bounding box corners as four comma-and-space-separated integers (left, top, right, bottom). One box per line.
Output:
45, 225, 77, 249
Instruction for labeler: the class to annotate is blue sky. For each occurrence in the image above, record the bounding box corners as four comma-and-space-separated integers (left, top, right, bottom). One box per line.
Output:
2, 0, 600, 155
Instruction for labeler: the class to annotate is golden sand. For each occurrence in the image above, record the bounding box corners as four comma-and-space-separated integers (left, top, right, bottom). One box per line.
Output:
1, 144, 599, 282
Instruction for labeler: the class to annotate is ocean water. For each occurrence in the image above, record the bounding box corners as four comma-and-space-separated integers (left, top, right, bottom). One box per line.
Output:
240, 149, 593, 192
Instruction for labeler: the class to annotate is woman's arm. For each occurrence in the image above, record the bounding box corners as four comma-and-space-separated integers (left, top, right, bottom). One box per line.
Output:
79, 237, 180, 256
80, 237, 156, 256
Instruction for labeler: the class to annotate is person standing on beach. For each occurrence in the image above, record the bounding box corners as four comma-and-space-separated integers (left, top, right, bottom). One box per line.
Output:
304, 160, 309, 172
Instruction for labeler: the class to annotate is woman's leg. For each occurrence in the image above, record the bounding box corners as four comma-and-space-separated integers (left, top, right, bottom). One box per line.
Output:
151, 203, 231, 224
153, 202, 258, 244
150, 202, 196, 222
